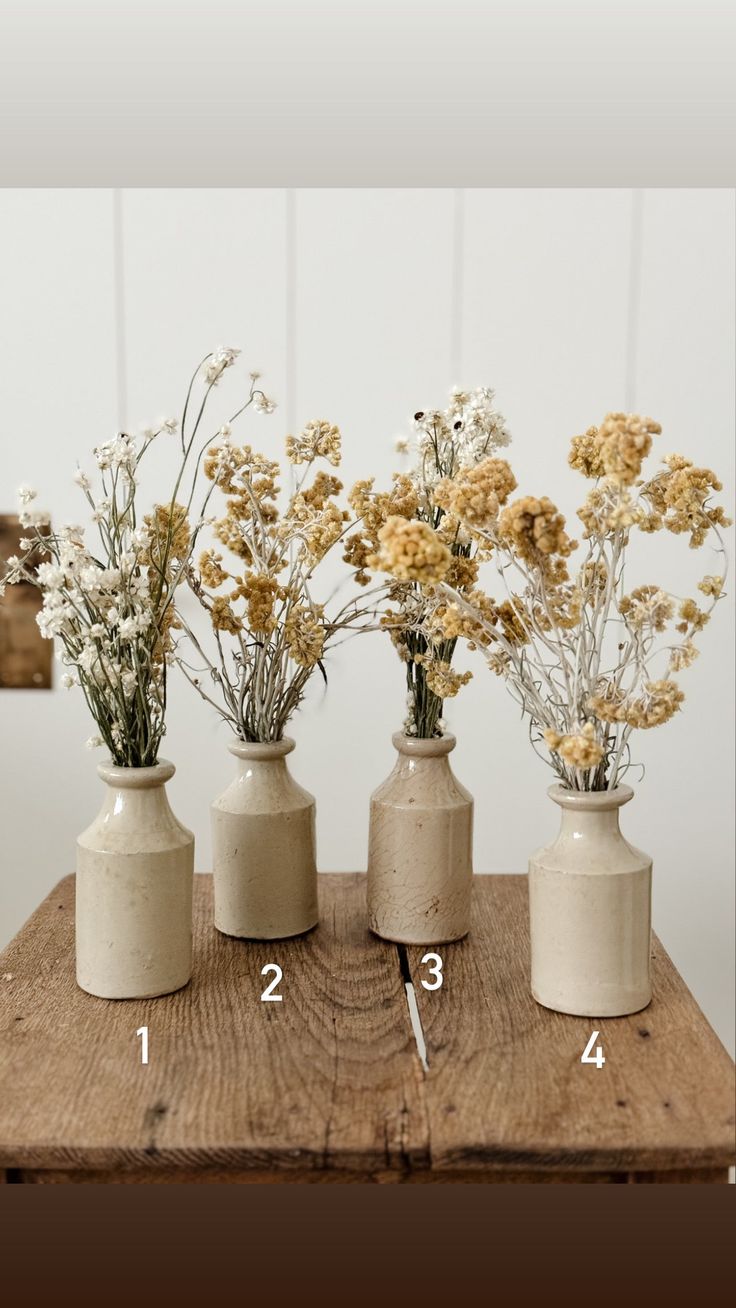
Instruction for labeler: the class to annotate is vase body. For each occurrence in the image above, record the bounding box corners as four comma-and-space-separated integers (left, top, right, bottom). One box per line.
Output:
367, 732, 473, 944
211, 738, 318, 940
76, 761, 194, 999
529, 784, 652, 1018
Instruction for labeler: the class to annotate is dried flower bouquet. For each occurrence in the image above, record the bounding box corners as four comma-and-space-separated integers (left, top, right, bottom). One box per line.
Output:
384, 412, 730, 790
0, 347, 269, 766
346, 387, 512, 738
178, 418, 378, 742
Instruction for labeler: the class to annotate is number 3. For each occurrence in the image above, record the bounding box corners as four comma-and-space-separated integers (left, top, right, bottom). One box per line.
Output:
420, 952, 443, 991
261, 964, 283, 1002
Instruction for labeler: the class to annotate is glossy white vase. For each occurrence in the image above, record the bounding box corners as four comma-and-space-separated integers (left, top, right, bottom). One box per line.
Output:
529, 784, 652, 1017
211, 738, 318, 939
367, 732, 473, 944
76, 760, 194, 999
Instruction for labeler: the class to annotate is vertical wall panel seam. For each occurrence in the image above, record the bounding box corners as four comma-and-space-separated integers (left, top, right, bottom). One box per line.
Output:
625, 188, 645, 411
112, 188, 128, 430
285, 188, 297, 501
450, 187, 465, 384
285, 188, 297, 432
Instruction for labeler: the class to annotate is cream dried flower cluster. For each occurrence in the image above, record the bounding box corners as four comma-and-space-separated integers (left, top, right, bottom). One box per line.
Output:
1, 427, 186, 765
0, 350, 273, 764
346, 386, 512, 738
181, 415, 376, 743
390, 411, 730, 790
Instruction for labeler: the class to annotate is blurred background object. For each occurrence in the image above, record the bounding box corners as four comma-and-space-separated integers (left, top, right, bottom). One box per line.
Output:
0, 514, 52, 689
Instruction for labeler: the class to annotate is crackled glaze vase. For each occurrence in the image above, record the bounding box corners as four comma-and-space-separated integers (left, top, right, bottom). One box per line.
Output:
367, 732, 473, 944
211, 737, 318, 940
76, 760, 194, 999
529, 784, 652, 1018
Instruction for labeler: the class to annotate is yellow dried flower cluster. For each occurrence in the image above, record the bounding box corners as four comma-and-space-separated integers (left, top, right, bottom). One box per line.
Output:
698, 574, 724, 598
619, 586, 674, 633
597, 412, 662, 485
498, 496, 576, 569
198, 549, 228, 589
370, 516, 451, 584
345, 474, 419, 583
234, 573, 281, 634
144, 502, 191, 571
543, 722, 604, 771
284, 605, 325, 667
445, 554, 479, 590
669, 641, 699, 672
411, 407, 729, 787
577, 483, 645, 538
188, 417, 377, 742
568, 426, 606, 479
302, 501, 349, 562
204, 442, 279, 508
676, 597, 709, 634
430, 588, 495, 648
642, 455, 731, 547
422, 660, 473, 698
211, 595, 243, 634
434, 457, 517, 530
286, 419, 341, 467
588, 678, 685, 729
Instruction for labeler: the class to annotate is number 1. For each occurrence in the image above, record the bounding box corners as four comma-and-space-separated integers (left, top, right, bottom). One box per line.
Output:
136, 1025, 149, 1065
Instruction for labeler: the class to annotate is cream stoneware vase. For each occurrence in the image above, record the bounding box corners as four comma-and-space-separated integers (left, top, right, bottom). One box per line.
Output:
211, 737, 318, 940
529, 784, 652, 1018
367, 732, 473, 944
76, 760, 194, 1000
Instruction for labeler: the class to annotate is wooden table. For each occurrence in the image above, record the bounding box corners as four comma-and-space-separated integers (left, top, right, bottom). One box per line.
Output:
0, 874, 733, 1183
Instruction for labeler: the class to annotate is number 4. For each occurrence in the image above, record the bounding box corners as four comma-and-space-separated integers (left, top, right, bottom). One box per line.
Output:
581, 1030, 605, 1069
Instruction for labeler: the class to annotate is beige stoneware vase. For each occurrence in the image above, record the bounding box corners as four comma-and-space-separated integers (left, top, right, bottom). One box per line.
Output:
529, 784, 652, 1018
367, 732, 473, 944
76, 760, 194, 1000
211, 737, 318, 940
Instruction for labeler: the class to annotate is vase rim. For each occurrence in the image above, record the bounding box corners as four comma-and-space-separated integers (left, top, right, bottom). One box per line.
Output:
228, 736, 295, 760
97, 758, 175, 788
392, 731, 456, 758
548, 782, 634, 811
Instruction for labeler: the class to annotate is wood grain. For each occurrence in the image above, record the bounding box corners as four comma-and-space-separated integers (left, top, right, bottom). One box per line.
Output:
0, 873, 733, 1182
0, 875, 427, 1177
406, 876, 736, 1175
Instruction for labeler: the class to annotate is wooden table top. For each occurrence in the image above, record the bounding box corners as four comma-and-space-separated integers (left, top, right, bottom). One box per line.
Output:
0, 874, 733, 1183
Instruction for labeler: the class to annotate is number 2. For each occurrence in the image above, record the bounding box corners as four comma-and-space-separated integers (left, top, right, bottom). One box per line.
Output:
261, 964, 283, 1002
581, 1030, 605, 1069
420, 952, 443, 991
136, 1025, 149, 1065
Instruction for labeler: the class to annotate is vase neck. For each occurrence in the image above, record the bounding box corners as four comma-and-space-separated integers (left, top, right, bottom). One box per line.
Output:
557, 806, 622, 839
392, 731, 456, 760
549, 784, 633, 841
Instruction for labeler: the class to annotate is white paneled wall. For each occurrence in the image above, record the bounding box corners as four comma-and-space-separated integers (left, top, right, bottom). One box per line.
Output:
1, 188, 733, 1052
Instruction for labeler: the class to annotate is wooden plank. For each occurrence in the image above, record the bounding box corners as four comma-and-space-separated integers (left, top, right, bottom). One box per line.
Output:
406, 876, 736, 1175
0, 875, 428, 1177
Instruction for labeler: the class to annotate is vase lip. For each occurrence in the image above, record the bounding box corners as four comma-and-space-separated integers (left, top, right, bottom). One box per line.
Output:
97, 758, 175, 788
228, 736, 296, 761
392, 730, 456, 758
548, 782, 634, 811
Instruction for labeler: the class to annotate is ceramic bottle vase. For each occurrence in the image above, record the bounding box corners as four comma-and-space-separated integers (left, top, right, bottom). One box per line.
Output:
367, 732, 473, 944
76, 760, 194, 999
529, 784, 652, 1018
211, 738, 318, 940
